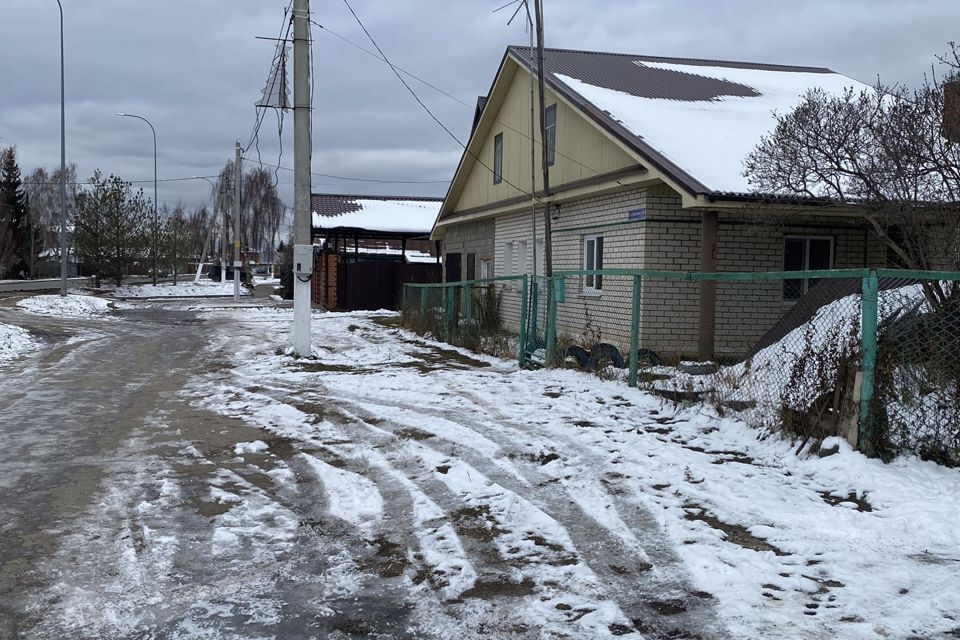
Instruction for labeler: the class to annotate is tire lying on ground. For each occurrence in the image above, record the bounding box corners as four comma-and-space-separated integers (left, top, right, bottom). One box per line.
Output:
589, 342, 626, 369
636, 348, 663, 367
564, 345, 591, 369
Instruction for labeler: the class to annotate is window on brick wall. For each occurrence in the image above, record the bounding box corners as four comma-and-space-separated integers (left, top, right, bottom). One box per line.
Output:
583, 235, 604, 293
480, 258, 492, 279
783, 235, 833, 301
504, 241, 514, 276
493, 133, 503, 184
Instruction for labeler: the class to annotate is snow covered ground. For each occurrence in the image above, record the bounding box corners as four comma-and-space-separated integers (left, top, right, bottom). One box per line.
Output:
12, 301, 958, 639
15, 293, 119, 319
181, 307, 960, 639
0, 321, 38, 365
113, 280, 250, 298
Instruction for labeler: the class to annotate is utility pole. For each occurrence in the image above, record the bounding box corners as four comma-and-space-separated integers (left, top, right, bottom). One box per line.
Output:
292, 0, 312, 357
56, 0, 67, 296
534, 0, 555, 364
233, 141, 242, 302
221, 181, 228, 281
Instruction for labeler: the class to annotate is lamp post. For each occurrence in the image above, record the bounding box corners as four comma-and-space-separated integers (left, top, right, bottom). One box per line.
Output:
55, 0, 67, 295
116, 112, 158, 285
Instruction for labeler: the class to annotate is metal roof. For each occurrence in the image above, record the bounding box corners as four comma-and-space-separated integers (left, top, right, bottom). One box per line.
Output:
311, 193, 442, 235
505, 46, 851, 197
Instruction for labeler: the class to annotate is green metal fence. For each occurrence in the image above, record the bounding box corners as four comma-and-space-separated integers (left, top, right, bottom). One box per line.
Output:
403, 269, 960, 463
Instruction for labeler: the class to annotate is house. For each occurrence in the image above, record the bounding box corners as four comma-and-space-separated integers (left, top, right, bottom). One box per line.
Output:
430, 46, 891, 360
312, 193, 442, 311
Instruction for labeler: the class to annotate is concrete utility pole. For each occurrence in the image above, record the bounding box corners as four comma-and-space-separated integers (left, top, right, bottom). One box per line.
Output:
234, 141, 242, 302
292, 0, 312, 357
221, 181, 228, 281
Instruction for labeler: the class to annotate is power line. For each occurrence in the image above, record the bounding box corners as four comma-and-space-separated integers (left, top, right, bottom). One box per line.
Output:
338, 0, 537, 201
24, 174, 222, 187
316, 15, 609, 181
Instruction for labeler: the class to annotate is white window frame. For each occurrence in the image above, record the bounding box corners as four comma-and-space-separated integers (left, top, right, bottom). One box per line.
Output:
783, 235, 834, 301
545, 104, 557, 167
582, 234, 603, 295
504, 241, 514, 276
517, 240, 528, 275
479, 258, 492, 280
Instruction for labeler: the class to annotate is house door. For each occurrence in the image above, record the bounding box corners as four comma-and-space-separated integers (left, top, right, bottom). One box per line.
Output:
445, 253, 462, 282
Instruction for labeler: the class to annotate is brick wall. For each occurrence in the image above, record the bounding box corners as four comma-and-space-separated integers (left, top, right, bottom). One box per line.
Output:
441, 219, 495, 282
449, 183, 891, 361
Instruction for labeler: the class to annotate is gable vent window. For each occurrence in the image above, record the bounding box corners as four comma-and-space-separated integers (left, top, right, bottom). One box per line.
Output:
545, 104, 557, 166
493, 132, 503, 184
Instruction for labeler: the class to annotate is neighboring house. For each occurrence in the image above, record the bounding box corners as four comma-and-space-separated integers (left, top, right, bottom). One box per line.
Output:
430, 46, 890, 360
312, 194, 441, 311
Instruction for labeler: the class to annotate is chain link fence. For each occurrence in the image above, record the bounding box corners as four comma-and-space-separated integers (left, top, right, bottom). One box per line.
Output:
402, 269, 960, 465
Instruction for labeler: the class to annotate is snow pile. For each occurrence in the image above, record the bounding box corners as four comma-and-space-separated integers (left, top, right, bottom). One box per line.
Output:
113, 281, 248, 297
554, 63, 870, 193
0, 321, 38, 365
16, 293, 116, 319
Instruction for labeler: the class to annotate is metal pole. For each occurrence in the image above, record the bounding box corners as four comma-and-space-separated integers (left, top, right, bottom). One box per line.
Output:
234, 141, 242, 302
56, 0, 67, 296
858, 271, 879, 455
292, 0, 313, 356
116, 113, 158, 285
534, 0, 555, 365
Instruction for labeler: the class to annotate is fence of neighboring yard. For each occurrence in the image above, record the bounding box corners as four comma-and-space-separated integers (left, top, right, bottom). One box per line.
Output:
402, 269, 960, 464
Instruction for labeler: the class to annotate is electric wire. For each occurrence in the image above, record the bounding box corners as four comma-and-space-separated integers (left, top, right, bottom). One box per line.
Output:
338, 0, 538, 201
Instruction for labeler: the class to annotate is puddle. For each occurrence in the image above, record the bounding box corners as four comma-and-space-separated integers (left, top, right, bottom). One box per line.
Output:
684, 504, 789, 556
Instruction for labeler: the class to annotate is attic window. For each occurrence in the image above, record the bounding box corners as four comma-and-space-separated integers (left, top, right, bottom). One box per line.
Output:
545, 104, 557, 166
493, 132, 503, 184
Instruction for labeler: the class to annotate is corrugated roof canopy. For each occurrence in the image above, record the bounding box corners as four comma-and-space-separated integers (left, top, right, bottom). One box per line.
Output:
312, 194, 442, 234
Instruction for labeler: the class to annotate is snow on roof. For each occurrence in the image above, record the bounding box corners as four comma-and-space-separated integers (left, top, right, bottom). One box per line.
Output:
353, 245, 437, 264
553, 61, 872, 194
311, 195, 442, 234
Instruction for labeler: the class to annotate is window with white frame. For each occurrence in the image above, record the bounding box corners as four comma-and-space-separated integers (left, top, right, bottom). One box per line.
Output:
583, 235, 604, 293
480, 258, 492, 280
517, 241, 528, 275
493, 133, 503, 184
783, 235, 833, 301
545, 104, 557, 166
504, 241, 514, 276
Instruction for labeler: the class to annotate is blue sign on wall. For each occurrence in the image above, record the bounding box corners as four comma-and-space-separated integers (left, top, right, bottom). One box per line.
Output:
628, 208, 646, 221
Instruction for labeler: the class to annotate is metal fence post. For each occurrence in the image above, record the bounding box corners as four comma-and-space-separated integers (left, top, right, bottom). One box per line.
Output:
518, 275, 529, 366
402, 285, 408, 312
545, 275, 559, 367
464, 284, 473, 325
445, 286, 455, 340
629, 274, 641, 387
419, 287, 426, 318
858, 270, 879, 455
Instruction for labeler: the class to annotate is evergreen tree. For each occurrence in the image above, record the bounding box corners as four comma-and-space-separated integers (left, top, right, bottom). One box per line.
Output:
0, 146, 32, 278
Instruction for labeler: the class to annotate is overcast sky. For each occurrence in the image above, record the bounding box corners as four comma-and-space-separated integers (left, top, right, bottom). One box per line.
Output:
2, 0, 957, 214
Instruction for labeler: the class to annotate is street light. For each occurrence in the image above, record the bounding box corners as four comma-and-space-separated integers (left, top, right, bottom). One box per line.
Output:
116, 112, 158, 286
55, 0, 67, 296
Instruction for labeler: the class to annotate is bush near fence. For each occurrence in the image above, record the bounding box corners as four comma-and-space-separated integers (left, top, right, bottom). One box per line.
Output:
403, 269, 960, 465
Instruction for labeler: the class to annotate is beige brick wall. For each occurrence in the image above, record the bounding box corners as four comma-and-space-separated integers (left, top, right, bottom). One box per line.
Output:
446, 183, 891, 361
442, 219, 495, 282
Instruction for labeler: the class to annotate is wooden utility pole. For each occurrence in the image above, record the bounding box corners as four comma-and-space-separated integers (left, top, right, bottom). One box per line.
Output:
292, 0, 312, 356
534, 0, 556, 365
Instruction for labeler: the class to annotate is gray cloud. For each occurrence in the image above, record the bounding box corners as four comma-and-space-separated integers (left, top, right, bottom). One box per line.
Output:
2, 0, 957, 213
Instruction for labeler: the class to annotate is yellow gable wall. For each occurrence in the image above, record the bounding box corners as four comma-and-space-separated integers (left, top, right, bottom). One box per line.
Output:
452, 64, 638, 213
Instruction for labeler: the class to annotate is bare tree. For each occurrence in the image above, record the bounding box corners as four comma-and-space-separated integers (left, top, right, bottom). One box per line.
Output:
23, 163, 78, 257
745, 43, 960, 306
243, 167, 283, 263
